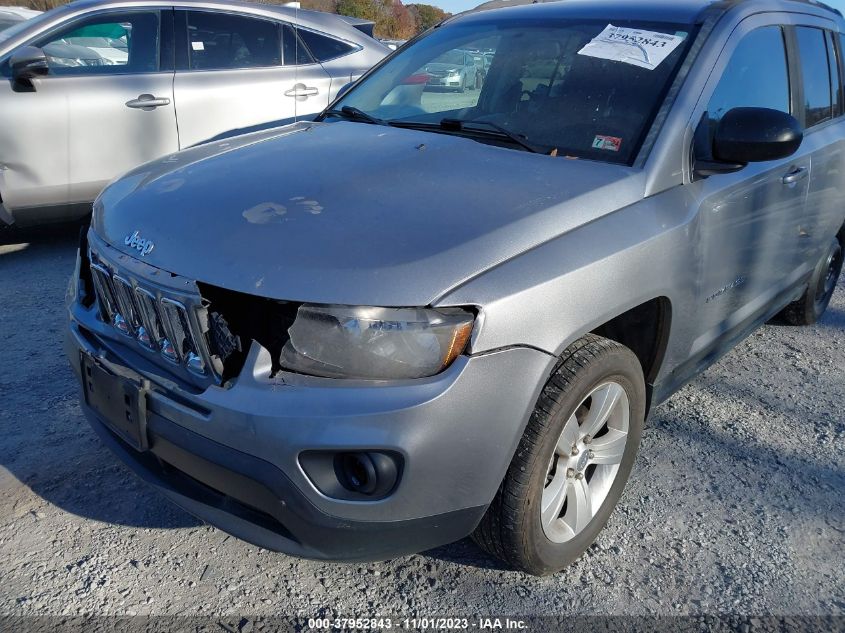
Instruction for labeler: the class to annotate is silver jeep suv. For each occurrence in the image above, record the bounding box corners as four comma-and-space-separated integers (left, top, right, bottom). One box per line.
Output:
66, 0, 845, 575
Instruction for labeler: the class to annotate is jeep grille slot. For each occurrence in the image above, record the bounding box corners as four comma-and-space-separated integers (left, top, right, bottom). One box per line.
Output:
134, 287, 164, 351
112, 276, 142, 337
161, 298, 206, 374
88, 251, 213, 378
89, 263, 118, 323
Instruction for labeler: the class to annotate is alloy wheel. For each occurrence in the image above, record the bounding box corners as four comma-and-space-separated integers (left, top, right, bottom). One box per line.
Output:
540, 381, 630, 543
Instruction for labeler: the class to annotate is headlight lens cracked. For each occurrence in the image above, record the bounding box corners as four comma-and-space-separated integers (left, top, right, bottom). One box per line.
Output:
280, 305, 474, 380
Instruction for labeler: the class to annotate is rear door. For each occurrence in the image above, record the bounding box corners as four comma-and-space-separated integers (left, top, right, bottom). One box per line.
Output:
0, 9, 177, 221
792, 25, 845, 270
172, 10, 331, 147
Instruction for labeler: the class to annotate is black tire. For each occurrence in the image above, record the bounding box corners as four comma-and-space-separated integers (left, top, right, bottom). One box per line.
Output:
779, 237, 843, 325
472, 334, 645, 576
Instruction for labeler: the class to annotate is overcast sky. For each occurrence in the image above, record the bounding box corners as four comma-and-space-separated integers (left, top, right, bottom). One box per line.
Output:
434, 0, 845, 18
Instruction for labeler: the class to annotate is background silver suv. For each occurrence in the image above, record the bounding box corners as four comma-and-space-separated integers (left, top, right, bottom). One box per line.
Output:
66, 0, 845, 575
0, 0, 388, 227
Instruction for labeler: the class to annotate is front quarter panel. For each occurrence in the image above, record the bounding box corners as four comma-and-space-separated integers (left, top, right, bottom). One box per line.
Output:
439, 184, 699, 388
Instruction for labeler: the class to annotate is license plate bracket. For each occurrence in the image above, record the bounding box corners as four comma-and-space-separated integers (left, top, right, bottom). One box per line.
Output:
81, 353, 149, 451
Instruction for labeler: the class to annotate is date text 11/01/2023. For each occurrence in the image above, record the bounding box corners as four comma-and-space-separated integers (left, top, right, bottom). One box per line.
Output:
307, 618, 528, 630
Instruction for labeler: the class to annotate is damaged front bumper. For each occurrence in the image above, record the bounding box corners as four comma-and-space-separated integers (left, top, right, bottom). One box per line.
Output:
65, 237, 555, 561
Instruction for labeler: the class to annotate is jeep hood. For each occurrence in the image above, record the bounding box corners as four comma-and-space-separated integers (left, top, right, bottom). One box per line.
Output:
94, 121, 644, 306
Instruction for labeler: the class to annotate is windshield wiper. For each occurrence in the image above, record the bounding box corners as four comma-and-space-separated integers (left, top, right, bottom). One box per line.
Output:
439, 118, 544, 154
323, 106, 387, 126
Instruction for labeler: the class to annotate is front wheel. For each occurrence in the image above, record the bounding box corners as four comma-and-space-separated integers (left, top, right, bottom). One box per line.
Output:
472, 334, 645, 575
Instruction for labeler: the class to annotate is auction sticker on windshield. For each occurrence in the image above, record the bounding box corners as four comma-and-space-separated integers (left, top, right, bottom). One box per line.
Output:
592, 135, 623, 152
578, 24, 685, 70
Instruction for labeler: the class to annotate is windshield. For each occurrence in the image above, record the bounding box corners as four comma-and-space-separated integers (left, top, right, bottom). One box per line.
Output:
332, 18, 693, 164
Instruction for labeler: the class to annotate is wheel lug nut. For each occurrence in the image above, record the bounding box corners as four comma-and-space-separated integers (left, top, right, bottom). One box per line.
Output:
588, 450, 595, 459
566, 468, 575, 479
583, 436, 592, 445
575, 472, 584, 480
571, 446, 579, 456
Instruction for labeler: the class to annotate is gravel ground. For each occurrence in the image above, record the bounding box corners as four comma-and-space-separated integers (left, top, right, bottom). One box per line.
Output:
0, 223, 843, 619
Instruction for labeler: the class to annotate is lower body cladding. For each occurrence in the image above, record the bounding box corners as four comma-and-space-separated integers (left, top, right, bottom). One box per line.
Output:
65, 318, 554, 562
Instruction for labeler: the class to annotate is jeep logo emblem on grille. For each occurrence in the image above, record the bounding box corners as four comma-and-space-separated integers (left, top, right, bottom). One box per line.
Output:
124, 230, 155, 257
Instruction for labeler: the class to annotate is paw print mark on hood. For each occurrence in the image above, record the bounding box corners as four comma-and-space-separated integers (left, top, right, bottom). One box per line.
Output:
243, 202, 288, 224
290, 197, 323, 215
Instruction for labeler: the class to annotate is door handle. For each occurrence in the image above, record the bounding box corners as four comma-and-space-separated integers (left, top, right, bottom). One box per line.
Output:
284, 83, 319, 100
125, 94, 171, 110
781, 166, 808, 185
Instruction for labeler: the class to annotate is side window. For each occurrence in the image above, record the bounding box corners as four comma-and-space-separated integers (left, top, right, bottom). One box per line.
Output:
828, 32, 842, 117
707, 26, 790, 123
795, 26, 832, 127
186, 11, 280, 71
282, 24, 314, 66
296, 28, 357, 62
32, 11, 159, 75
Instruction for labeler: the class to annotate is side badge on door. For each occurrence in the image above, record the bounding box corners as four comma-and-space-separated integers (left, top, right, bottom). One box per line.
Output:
124, 230, 155, 257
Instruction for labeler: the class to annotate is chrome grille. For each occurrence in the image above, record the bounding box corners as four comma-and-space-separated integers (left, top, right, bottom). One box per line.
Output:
88, 252, 211, 376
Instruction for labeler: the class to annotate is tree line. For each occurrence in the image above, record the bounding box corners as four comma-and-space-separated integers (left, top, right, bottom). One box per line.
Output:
306, 0, 449, 39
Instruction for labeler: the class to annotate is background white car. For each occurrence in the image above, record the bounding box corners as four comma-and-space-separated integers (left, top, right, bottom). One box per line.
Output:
0, 6, 41, 33
0, 0, 388, 227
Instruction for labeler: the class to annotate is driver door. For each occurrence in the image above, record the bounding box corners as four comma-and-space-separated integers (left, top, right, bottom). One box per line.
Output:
688, 24, 811, 360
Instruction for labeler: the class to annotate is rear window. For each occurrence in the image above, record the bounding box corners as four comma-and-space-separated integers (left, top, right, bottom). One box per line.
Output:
795, 26, 833, 127
297, 28, 358, 62
827, 31, 841, 118
282, 24, 314, 65
186, 11, 281, 70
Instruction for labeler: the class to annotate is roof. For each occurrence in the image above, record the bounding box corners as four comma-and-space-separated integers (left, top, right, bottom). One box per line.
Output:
459, 0, 842, 26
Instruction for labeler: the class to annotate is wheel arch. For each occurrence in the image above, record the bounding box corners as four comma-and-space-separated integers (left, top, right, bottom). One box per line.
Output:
589, 296, 672, 415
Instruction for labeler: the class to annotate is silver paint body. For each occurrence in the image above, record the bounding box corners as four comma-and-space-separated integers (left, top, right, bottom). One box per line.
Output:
0, 0, 388, 226
66, 0, 845, 543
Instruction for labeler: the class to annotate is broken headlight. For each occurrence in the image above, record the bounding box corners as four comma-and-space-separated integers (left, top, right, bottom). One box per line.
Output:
279, 305, 474, 380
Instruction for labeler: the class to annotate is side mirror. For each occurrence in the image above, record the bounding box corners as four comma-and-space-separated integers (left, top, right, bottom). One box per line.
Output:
10, 46, 49, 89
695, 107, 803, 177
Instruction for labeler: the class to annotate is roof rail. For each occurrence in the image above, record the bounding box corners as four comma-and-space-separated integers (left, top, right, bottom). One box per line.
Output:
791, 0, 843, 17
731, 0, 844, 17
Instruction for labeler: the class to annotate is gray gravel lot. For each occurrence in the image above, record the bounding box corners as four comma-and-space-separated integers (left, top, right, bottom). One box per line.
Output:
0, 224, 843, 618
